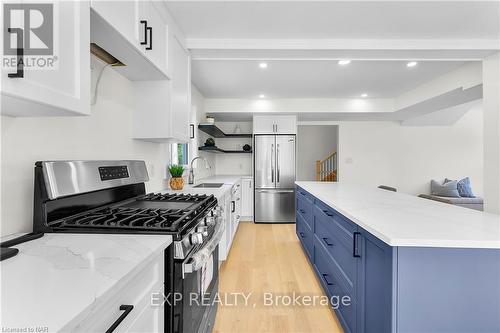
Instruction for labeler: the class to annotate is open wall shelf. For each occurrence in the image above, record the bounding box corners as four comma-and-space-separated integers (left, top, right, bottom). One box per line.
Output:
198, 146, 252, 154
198, 124, 252, 138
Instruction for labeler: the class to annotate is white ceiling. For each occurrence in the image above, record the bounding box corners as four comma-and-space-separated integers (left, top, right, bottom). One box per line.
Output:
192, 60, 469, 98
166, 1, 500, 40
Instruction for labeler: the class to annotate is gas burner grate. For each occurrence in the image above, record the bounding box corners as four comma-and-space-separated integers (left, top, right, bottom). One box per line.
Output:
139, 193, 209, 202
56, 206, 188, 231
49, 193, 217, 233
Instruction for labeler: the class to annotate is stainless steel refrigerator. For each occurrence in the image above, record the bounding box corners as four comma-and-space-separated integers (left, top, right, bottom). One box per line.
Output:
254, 135, 296, 223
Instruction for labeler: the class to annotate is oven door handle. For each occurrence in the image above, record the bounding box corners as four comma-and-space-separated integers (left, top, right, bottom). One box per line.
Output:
182, 214, 225, 277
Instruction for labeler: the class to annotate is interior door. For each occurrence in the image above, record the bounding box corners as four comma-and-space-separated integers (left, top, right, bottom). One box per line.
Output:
275, 135, 296, 188
254, 135, 275, 189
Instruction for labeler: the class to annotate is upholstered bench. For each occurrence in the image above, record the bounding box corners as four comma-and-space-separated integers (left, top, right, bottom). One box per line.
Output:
418, 194, 484, 211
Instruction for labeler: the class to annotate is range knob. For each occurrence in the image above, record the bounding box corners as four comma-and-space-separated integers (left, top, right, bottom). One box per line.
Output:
197, 226, 209, 236
190, 232, 203, 245
205, 216, 216, 226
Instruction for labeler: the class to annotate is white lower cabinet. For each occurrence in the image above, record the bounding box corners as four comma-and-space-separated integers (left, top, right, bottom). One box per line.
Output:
1, 0, 90, 116
219, 181, 242, 262
241, 177, 254, 219
67, 253, 164, 333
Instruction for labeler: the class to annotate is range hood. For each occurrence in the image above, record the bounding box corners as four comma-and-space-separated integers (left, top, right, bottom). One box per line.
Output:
90, 9, 168, 81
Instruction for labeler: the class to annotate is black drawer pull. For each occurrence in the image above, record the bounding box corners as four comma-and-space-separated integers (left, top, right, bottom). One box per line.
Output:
146, 26, 152, 50
299, 232, 306, 238
299, 209, 306, 214
300, 191, 306, 196
105, 304, 134, 333
322, 237, 334, 247
353, 232, 361, 258
140, 20, 148, 45
322, 273, 334, 286
322, 210, 334, 217
7, 28, 24, 78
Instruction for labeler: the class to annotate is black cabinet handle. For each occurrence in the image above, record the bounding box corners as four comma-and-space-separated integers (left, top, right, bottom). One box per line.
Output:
105, 304, 134, 333
299, 232, 305, 238
353, 232, 361, 258
140, 20, 148, 45
7, 28, 24, 78
231, 201, 235, 213
299, 209, 306, 214
322, 210, 333, 217
322, 237, 334, 247
146, 26, 152, 50
322, 273, 334, 286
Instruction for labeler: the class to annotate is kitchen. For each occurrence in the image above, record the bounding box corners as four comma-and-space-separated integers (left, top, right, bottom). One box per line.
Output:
1, 1, 500, 333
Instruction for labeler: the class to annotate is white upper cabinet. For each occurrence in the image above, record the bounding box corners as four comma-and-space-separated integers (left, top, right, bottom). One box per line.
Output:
90, 0, 140, 45
132, 31, 191, 142
90, 0, 169, 80
138, 1, 168, 75
170, 36, 190, 142
1, 1, 90, 117
253, 115, 297, 134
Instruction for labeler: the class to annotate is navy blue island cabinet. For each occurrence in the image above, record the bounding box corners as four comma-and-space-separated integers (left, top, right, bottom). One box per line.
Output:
296, 186, 500, 333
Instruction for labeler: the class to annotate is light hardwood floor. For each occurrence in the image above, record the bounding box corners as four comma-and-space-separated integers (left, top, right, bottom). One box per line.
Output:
213, 221, 343, 333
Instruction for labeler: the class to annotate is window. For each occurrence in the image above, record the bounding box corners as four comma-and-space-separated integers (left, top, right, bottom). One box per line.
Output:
171, 143, 189, 166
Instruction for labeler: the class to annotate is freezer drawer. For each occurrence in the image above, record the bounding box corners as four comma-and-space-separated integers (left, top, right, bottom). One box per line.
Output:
254, 189, 295, 223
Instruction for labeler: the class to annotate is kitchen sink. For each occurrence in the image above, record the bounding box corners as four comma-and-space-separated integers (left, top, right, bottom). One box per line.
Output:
193, 183, 224, 188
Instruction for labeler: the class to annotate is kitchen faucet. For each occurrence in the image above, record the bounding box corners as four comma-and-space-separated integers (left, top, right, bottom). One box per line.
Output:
188, 156, 211, 184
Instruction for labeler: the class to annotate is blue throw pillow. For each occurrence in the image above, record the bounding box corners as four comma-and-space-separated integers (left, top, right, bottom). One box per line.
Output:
431, 179, 460, 197
445, 177, 475, 198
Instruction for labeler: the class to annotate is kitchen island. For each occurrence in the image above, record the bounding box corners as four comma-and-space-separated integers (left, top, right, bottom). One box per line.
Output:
295, 181, 500, 333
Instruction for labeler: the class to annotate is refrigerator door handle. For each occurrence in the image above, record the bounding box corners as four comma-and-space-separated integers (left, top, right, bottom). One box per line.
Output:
256, 190, 294, 193
277, 143, 280, 183
271, 144, 274, 183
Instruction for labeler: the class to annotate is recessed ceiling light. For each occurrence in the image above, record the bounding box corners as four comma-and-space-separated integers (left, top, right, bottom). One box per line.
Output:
338, 60, 351, 65
407, 61, 418, 68
259, 62, 268, 69
259, 94, 265, 98
361, 93, 368, 98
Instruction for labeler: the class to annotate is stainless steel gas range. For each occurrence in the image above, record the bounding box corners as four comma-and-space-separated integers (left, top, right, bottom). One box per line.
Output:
22, 160, 223, 333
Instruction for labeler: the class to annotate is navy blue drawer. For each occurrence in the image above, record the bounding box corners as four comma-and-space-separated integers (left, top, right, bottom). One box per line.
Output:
315, 221, 356, 292
297, 187, 314, 203
314, 241, 357, 333
297, 195, 313, 229
296, 213, 313, 261
315, 200, 357, 233
314, 204, 355, 252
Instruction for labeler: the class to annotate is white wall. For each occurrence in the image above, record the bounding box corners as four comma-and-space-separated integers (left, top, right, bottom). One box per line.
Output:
214, 121, 253, 175
336, 102, 483, 196
0, 64, 170, 237
297, 125, 339, 181
482, 52, 500, 213
192, 85, 216, 179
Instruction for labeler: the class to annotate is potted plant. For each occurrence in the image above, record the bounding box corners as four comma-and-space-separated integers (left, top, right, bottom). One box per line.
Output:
168, 165, 185, 190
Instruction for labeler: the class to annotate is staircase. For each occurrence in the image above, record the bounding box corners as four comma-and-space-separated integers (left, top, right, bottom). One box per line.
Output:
316, 151, 337, 182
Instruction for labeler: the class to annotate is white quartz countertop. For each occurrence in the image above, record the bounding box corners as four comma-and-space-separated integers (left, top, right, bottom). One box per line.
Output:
1, 233, 172, 332
296, 181, 500, 249
197, 174, 251, 185
162, 175, 251, 200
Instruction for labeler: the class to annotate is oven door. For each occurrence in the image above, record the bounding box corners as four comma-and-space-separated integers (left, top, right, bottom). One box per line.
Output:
180, 245, 219, 333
